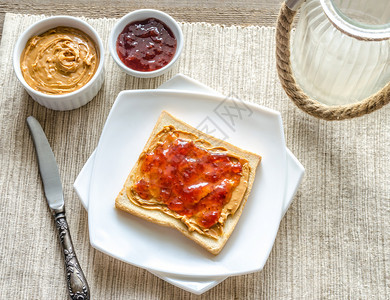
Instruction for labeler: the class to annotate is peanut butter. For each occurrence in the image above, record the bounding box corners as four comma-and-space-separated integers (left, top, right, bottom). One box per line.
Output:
20, 26, 99, 95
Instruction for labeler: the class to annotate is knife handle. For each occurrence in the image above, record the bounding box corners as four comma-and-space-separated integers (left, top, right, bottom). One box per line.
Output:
54, 209, 90, 300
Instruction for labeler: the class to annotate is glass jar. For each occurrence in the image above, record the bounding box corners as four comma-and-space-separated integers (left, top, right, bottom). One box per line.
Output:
291, 0, 390, 106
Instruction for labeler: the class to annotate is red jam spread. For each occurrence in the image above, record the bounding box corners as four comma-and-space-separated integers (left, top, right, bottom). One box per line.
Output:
116, 18, 177, 72
133, 132, 243, 229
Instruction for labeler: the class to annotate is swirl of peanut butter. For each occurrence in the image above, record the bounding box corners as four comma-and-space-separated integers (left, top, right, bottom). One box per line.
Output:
20, 26, 99, 95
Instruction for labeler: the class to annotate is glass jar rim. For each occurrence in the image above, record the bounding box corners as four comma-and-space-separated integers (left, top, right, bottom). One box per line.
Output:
321, 0, 390, 41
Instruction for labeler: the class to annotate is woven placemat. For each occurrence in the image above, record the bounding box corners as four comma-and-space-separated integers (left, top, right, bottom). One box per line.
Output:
0, 13, 389, 299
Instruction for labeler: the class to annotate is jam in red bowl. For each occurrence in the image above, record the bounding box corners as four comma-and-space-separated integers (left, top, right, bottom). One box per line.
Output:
109, 10, 183, 78
117, 18, 177, 72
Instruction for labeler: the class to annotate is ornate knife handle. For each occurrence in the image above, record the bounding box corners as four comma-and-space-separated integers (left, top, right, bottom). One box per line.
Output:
54, 208, 90, 300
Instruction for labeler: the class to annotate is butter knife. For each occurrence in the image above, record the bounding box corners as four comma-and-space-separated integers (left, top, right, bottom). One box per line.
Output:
27, 116, 90, 300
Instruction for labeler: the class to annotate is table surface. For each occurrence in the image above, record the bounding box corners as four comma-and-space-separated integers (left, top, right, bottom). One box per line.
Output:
0, 0, 282, 41
1, 1, 389, 299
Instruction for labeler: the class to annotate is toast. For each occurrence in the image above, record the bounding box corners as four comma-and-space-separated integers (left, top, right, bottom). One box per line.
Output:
115, 111, 261, 254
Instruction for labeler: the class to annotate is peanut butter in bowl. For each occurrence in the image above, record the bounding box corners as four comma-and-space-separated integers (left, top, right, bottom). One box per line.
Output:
20, 26, 99, 95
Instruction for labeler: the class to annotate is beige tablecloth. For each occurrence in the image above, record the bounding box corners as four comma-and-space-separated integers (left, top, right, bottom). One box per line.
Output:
0, 13, 389, 299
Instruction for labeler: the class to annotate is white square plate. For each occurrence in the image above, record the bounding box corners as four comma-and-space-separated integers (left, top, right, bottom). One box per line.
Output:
87, 84, 288, 278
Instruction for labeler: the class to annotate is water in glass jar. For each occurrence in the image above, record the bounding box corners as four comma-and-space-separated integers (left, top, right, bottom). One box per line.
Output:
291, 0, 390, 106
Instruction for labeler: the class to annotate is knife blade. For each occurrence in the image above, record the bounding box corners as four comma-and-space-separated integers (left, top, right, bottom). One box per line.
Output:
27, 116, 90, 300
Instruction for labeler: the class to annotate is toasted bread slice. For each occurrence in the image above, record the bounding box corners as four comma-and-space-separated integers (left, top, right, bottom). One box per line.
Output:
115, 111, 261, 254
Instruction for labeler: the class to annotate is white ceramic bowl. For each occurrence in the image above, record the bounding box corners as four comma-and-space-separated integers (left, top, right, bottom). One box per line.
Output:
13, 16, 105, 111
109, 9, 183, 78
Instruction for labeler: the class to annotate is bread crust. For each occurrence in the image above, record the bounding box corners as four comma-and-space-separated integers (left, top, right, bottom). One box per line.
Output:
115, 111, 261, 254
